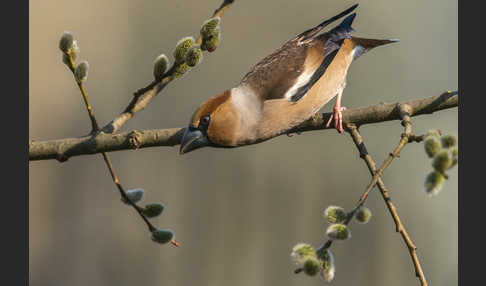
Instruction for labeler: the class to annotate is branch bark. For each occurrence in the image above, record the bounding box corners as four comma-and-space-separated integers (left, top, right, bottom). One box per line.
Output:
346, 124, 428, 286
29, 91, 457, 161
297, 106, 430, 284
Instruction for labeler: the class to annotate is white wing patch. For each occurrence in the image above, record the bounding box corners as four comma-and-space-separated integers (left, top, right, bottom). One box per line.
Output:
283, 70, 313, 100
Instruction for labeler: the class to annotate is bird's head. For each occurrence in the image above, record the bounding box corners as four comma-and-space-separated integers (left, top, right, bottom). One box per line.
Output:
179, 90, 238, 154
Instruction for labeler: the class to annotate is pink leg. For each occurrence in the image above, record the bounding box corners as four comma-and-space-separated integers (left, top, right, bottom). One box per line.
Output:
325, 90, 346, 133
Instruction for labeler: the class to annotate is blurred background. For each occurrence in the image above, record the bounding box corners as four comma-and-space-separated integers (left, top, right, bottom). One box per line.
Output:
29, 0, 457, 285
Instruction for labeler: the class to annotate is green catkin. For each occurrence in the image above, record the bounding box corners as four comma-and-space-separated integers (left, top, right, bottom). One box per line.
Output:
326, 223, 351, 240
432, 149, 452, 173
185, 47, 203, 67
200, 29, 220, 52
355, 206, 372, 224
59, 31, 74, 53
151, 229, 174, 244
74, 61, 89, 83
323, 206, 347, 223
424, 135, 442, 158
173, 63, 191, 78
291, 243, 317, 265
440, 135, 457, 148
121, 188, 144, 204
318, 249, 335, 282
143, 203, 165, 218
153, 54, 169, 80
303, 257, 321, 276
174, 37, 195, 64
200, 17, 221, 39
424, 170, 445, 196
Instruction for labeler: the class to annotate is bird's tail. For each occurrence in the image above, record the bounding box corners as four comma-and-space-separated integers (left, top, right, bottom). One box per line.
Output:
351, 37, 400, 60
297, 4, 358, 41
327, 12, 357, 41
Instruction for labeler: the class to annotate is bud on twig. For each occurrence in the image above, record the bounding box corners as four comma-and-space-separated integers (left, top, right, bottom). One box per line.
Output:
326, 223, 351, 240
317, 249, 335, 282
303, 256, 321, 276
174, 36, 195, 64
185, 47, 203, 67
153, 54, 169, 80
59, 31, 74, 53
355, 206, 372, 224
142, 203, 165, 218
432, 149, 453, 173
173, 63, 191, 78
60, 31, 80, 67
200, 17, 221, 39
151, 228, 174, 244
200, 28, 220, 52
74, 61, 89, 83
424, 170, 445, 196
424, 135, 441, 158
121, 188, 144, 204
321, 261, 335, 282
291, 243, 316, 265
323, 206, 347, 223
440, 135, 457, 148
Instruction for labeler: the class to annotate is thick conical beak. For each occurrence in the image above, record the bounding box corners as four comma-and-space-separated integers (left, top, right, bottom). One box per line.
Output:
179, 127, 210, 155
352, 37, 399, 60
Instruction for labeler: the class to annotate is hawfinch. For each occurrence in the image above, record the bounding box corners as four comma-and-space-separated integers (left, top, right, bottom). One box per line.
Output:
180, 4, 397, 154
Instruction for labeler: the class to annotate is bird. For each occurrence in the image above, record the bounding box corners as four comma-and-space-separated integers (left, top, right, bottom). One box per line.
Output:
179, 3, 398, 154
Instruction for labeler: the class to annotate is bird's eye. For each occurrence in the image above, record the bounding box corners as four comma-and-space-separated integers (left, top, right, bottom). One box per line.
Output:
199, 115, 210, 128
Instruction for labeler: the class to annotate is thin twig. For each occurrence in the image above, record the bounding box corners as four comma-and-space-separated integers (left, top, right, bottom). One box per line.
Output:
310, 105, 428, 285
346, 124, 427, 286
63, 52, 178, 247
29, 92, 458, 161
353, 103, 413, 205
102, 0, 235, 135
66, 55, 99, 132
100, 152, 156, 232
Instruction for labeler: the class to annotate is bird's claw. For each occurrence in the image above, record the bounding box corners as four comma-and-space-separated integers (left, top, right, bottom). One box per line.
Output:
326, 106, 347, 133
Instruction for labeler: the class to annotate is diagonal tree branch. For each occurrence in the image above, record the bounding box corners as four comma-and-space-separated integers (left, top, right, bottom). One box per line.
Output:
41, 0, 237, 247
302, 106, 429, 285
312, 104, 419, 252
29, 91, 458, 161
346, 124, 428, 286
60, 41, 182, 244
101, 0, 235, 134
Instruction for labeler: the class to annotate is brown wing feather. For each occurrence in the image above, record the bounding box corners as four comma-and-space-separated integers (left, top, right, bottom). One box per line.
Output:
239, 5, 358, 103
240, 34, 341, 103
240, 38, 308, 101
